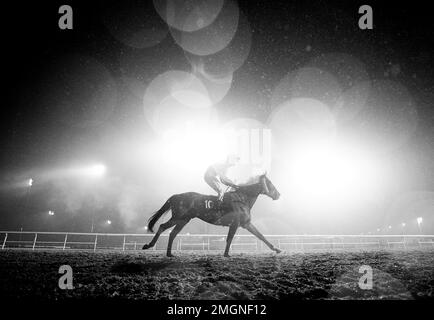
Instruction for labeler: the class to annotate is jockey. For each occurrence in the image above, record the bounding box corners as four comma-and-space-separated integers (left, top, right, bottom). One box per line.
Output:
204, 154, 240, 201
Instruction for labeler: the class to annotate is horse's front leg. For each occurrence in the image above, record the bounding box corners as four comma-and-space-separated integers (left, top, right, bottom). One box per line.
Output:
224, 224, 238, 257
244, 222, 281, 253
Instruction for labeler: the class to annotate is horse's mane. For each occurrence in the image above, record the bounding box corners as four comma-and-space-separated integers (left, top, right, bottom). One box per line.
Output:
229, 175, 264, 200
239, 174, 262, 186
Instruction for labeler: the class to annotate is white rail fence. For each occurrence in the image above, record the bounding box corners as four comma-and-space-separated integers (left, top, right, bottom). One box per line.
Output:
0, 231, 433, 252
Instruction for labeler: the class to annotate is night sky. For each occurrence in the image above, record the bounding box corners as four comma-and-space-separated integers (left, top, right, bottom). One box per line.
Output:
1, 0, 433, 233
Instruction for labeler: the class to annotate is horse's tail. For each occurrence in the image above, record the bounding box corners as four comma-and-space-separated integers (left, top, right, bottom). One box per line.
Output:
147, 196, 173, 233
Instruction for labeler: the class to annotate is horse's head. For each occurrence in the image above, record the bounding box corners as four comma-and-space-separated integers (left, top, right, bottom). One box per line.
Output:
259, 173, 280, 200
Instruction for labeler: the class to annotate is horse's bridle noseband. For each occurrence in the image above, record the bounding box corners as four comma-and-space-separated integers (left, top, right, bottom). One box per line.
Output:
260, 176, 270, 195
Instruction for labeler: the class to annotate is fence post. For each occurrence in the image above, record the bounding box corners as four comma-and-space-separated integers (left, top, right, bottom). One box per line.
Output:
2, 233, 7, 249
93, 234, 98, 252
63, 234, 68, 250
122, 235, 126, 251
32, 233, 38, 250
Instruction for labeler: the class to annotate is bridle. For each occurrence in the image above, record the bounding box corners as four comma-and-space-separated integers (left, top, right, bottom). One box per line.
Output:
260, 175, 270, 195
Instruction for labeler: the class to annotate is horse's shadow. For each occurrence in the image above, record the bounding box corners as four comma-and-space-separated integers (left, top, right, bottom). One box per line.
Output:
110, 260, 172, 274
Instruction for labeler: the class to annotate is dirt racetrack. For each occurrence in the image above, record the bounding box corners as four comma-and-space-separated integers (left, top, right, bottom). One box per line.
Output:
0, 249, 433, 300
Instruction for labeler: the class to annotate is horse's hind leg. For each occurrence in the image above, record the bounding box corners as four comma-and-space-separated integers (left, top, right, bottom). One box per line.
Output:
244, 222, 281, 253
142, 219, 176, 250
166, 220, 189, 257
224, 224, 238, 257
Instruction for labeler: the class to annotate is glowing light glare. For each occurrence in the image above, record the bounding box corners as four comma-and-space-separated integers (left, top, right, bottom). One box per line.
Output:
270, 68, 342, 111
106, 220, 112, 225
353, 80, 418, 151
401, 223, 406, 227
191, 66, 233, 105
143, 70, 214, 134
377, 228, 381, 232
388, 226, 392, 229
83, 164, 106, 177
417, 217, 423, 225
160, 127, 226, 170
48, 210, 55, 216
268, 98, 337, 159
28, 178, 33, 187
282, 139, 383, 212
170, 90, 212, 109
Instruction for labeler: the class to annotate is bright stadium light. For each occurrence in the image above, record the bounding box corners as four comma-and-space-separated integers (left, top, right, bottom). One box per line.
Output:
388, 225, 392, 229
61, 163, 107, 180
401, 222, 406, 227
48, 210, 55, 216
28, 178, 33, 187
88, 164, 106, 176
417, 217, 423, 233
106, 220, 112, 225
79, 164, 107, 177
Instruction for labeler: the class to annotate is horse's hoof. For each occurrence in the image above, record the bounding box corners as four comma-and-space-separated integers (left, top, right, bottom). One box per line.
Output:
223, 253, 230, 257
142, 244, 151, 250
274, 248, 282, 254
166, 253, 174, 258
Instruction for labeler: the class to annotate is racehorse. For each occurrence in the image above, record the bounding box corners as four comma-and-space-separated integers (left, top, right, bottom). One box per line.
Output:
142, 173, 282, 257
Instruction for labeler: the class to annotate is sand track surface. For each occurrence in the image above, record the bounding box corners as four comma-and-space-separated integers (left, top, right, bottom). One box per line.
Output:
0, 249, 433, 300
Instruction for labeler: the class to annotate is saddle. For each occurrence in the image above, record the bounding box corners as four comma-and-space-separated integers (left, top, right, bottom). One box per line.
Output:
203, 196, 230, 212
202, 191, 243, 213
197, 195, 235, 225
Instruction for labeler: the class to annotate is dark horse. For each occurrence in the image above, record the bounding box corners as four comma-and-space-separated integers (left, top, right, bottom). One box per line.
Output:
142, 174, 281, 257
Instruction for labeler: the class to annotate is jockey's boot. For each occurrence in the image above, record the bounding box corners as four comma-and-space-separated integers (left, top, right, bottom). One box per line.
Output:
218, 192, 224, 202
217, 193, 225, 211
